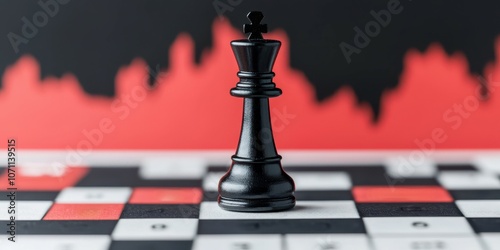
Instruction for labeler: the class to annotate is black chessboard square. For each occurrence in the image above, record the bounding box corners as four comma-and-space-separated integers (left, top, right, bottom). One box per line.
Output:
110, 241, 192, 250
382, 177, 440, 186
207, 165, 229, 172
449, 190, 500, 200
294, 190, 353, 201
437, 163, 478, 171
203, 190, 352, 201
76, 167, 140, 186
203, 191, 219, 201
285, 165, 438, 186
356, 203, 463, 217
76, 167, 201, 187
0, 191, 59, 201
468, 218, 500, 233
121, 204, 199, 218
286, 165, 388, 185
198, 219, 365, 234
0, 220, 117, 235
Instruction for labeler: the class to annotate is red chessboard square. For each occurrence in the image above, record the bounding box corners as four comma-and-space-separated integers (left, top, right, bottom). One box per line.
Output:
43, 204, 124, 220
128, 187, 202, 204
0, 166, 88, 191
352, 186, 453, 203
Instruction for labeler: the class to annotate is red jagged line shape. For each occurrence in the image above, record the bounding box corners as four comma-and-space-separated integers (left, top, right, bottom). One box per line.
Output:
1, 19, 500, 149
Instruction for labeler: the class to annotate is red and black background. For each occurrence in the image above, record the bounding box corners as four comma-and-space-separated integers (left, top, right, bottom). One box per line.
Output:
1, 0, 500, 149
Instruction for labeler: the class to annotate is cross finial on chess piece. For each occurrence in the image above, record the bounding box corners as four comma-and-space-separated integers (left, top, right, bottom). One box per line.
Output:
243, 11, 268, 40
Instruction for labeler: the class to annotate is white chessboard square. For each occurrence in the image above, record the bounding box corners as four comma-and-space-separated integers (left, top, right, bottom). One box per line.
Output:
371, 236, 483, 250
363, 217, 474, 235
474, 156, 500, 174
437, 171, 500, 189
199, 201, 359, 220
112, 218, 198, 240
203, 172, 226, 191
55, 187, 132, 204
18, 162, 68, 177
481, 233, 500, 250
385, 157, 437, 178
456, 200, 500, 218
285, 234, 371, 250
0, 235, 111, 250
0, 201, 52, 220
290, 172, 352, 190
140, 157, 208, 179
192, 235, 281, 250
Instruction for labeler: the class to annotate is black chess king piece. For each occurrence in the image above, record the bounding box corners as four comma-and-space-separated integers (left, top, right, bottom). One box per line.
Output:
218, 11, 296, 212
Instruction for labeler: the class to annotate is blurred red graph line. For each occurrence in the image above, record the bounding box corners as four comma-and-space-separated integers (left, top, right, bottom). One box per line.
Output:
1, 19, 500, 149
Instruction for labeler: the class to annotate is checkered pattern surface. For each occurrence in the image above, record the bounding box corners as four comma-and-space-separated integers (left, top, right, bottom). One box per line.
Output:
0, 158, 499, 250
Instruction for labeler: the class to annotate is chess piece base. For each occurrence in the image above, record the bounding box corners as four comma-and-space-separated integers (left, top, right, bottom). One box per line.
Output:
217, 160, 296, 212
218, 196, 296, 212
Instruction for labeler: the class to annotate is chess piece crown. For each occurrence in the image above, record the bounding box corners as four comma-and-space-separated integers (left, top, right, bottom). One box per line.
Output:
230, 11, 282, 98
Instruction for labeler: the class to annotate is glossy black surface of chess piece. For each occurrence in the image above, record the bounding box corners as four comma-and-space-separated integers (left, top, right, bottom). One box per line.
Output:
218, 11, 296, 212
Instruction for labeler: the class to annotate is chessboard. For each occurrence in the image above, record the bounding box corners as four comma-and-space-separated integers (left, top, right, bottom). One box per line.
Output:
0, 150, 499, 250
